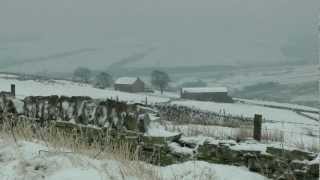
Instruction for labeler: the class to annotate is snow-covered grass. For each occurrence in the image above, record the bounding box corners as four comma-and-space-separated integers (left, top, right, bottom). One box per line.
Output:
0, 74, 316, 125
300, 112, 319, 120
0, 139, 159, 180
145, 121, 181, 137
0, 139, 269, 180
234, 98, 319, 112
168, 99, 320, 150
0, 74, 319, 160
0, 77, 169, 104
212, 64, 319, 90
160, 121, 320, 153
143, 90, 180, 99
170, 100, 317, 124
162, 122, 236, 139
0, 119, 268, 180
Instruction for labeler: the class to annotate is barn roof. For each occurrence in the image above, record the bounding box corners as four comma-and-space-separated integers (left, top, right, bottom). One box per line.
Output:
115, 77, 139, 85
182, 87, 228, 93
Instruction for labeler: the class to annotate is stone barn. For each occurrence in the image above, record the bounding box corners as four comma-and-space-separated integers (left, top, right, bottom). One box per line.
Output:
114, 77, 145, 93
180, 87, 233, 103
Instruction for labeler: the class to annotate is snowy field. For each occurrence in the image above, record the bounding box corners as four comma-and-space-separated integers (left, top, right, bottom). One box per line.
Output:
234, 98, 319, 112
212, 64, 319, 90
300, 112, 319, 120
0, 75, 169, 104
0, 73, 317, 124
0, 74, 319, 151
171, 100, 318, 124
170, 100, 319, 149
162, 122, 319, 151
0, 139, 268, 180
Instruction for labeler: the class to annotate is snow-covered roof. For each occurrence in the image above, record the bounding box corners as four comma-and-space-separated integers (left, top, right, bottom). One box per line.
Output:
182, 87, 228, 93
115, 77, 139, 85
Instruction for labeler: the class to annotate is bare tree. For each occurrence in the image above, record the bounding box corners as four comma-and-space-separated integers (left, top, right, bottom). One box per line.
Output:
94, 72, 113, 89
151, 70, 170, 94
73, 67, 92, 83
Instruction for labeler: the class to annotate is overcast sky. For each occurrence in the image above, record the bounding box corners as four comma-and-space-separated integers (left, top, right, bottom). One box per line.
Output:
0, 0, 319, 73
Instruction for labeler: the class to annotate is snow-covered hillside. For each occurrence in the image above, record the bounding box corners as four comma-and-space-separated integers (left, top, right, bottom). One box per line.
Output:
171, 100, 317, 124
234, 98, 318, 112
0, 139, 267, 180
0, 74, 318, 124
214, 64, 319, 90
0, 75, 169, 104
185, 64, 319, 108
0, 74, 318, 150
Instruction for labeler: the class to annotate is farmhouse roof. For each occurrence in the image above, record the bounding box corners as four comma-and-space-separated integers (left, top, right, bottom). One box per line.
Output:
182, 87, 228, 93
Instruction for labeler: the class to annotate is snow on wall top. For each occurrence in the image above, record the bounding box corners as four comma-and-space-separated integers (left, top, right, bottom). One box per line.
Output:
182, 87, 228, 93
115, 77, 138, 85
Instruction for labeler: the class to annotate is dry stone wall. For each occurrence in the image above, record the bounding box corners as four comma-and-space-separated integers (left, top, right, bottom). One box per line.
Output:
0, 95, 149, 133
0, 95, 319, 180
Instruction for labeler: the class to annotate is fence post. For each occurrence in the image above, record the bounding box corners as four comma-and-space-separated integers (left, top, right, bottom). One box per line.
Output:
145, 96, 148, 105
11, 84, 15, 97
253, 114, 262, 141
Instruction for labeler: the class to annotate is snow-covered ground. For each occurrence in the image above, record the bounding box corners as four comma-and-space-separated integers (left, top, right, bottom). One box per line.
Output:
143, 90, 180, 99
212, 64, 319, 90
162, 122, 319, 151
191, 64, 319, 108
0, 75, 169, 104
301, 112, 319, 120
171, 100, 318, 124
1, 73, 316, 124
0, 139, 268, 180
234, 98, 319, 112
0, 74, 319, 151
169, 100, 319, 151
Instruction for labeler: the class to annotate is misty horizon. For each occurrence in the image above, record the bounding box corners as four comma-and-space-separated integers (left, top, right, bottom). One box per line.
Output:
0, 0, 319, 73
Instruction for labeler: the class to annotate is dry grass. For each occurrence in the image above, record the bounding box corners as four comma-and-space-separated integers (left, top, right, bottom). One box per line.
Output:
162, 121, 320, 154
0, 114, 161, 180
162, 121, 285, 143
292, 138, 320, 153
234, 125, 253, 141
163, 123, 233, 139
157, 106, 252, 128
0, 114, 217, 180
1, 116, 129, 160
261, 128, 284, 143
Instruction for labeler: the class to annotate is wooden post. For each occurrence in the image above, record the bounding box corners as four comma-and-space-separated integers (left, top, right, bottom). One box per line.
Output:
11, 84, 15, 97
145, 96, 148, 105
253, 114, 262, 141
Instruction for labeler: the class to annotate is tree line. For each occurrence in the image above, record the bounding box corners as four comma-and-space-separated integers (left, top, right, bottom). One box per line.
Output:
73, 67, 171, 93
